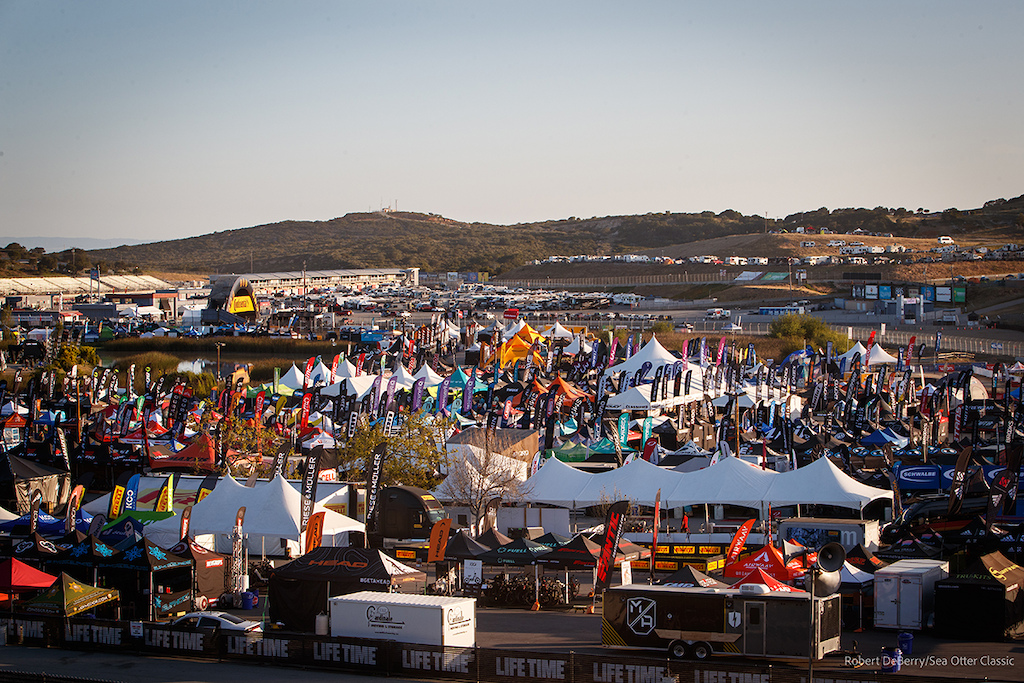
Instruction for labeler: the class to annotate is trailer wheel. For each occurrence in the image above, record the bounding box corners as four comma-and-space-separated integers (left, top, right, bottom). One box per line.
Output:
668, 641, 688, 660
691, 642, 712, 660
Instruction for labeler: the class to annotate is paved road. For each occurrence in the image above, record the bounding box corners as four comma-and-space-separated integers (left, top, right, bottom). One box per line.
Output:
4, 606, 1023, 682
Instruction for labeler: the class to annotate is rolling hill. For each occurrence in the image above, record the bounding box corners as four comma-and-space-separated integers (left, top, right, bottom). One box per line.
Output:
66, 195, 1024, 277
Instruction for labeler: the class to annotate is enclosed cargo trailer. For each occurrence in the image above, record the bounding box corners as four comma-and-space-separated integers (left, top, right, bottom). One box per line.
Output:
602, 584, 841, 660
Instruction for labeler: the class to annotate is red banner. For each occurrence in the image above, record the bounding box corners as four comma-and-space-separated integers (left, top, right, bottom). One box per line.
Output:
303, 357, 316, 389
595, 501, 629, 593
726, 519, 755, 565
642, 436, 659, 462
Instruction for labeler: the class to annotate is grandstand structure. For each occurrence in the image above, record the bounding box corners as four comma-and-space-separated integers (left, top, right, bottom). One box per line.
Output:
0, 274, 173, 297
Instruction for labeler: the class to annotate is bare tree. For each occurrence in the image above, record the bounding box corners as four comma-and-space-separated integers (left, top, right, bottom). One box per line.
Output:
439, 430, 531, 535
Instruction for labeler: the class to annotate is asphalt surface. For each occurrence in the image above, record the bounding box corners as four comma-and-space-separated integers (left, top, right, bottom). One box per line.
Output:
4, 603, 1023, 682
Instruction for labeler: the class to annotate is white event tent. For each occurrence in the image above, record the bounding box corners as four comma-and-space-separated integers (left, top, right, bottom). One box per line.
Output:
143, 474, 363, 555
605, 336, 680, 378
523, 454, 891, 515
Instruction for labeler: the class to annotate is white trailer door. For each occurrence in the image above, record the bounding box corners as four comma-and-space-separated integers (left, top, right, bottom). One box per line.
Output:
898, 577, 922, 629
874, 574, 899, 627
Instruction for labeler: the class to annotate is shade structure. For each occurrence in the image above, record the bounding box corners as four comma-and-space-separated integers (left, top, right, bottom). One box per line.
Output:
732, 567, 805, 592
143, 474, 363, 554
605, 335, 680, 378
268, 546, 425, 632
444, 530, 489, 560
22, 572, 119, 617
533, 532, 571, 549
935, 551, 1024, 640
535, 535, 604, 569
655, 565, 727, 588
0, 558, 57, 591
724, 544, 804, 581
477, 537, 552, 566
845, 543, 888, 573
762, 455, 892, 511
475, 527, 513, 550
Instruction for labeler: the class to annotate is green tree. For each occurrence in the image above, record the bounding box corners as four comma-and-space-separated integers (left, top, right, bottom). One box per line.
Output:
337, 411, 449, 490
768, 313, 850, 356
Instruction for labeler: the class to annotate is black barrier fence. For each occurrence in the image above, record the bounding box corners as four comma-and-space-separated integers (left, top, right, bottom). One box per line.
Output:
0, 614, 969, 683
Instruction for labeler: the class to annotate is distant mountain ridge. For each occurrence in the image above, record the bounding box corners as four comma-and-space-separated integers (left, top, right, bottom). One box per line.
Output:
75, 197, 1024, 276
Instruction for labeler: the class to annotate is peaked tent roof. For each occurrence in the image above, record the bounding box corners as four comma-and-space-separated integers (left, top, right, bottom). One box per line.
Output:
763, 455, 892, 510
845, 543, 888, 573
523, 457, 601, 509
838, 342, 868, 363
656, 565, 728, 588
535, 534, 604, 568
333, 358, 359, 379
22, 572, 119, 617
724, 544, 803, 581
839, 561, 875, 586
866, 344, 898, 365
444, 530, 490, 560
270, 546, 425, 585
945, 551, 1024, 588
477, 537, 552, 566
541, 322, 574, 340
0, 557, 58, 591
142, 474, 363, 553
278, 364, 306, 391
475, 527, 513, 550
732, 567, 805, 592
412, 363, 445, 387
606, 335, 679, 377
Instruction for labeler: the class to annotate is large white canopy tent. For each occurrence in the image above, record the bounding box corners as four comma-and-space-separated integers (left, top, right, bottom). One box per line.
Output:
143, 474, 364, 555
522, 454, 891, 515
759, 455, 893, 510
604, 335, 681, 378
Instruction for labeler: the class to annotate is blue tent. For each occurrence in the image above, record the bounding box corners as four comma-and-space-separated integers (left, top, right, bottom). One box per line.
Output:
0, 510, 93, 537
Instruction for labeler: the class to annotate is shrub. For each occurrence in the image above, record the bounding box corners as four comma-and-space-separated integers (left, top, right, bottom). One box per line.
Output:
768, 314, 850, 356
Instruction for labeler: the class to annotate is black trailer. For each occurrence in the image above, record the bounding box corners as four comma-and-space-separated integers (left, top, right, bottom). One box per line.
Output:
602, 584, 841, 660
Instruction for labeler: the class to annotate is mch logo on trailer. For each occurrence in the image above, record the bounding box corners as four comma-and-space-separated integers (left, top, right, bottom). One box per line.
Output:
626, 597, 656, 636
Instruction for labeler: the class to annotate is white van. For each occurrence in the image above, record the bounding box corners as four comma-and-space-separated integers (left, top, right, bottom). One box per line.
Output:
705, 308, 731, 319
937, 235, 955, 244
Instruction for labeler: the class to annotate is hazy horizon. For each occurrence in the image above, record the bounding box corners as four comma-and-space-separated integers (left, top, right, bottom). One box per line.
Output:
2, 1, 1021, 244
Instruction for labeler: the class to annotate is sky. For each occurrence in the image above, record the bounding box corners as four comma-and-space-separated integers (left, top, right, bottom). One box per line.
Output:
1, 1, 1022, 248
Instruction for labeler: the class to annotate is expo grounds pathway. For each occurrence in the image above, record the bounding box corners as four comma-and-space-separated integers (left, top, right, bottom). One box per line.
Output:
2, 605, 1022, 683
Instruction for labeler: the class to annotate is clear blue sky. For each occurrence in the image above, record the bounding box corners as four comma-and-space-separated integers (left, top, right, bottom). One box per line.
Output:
1, 1, 1022, 246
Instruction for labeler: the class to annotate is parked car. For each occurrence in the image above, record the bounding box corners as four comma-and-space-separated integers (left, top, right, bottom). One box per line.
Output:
721, 322, 742, 332
171, 611, 262, 633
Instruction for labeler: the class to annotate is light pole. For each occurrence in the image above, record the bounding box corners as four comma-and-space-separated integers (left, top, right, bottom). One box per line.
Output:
214, 342, 226, 382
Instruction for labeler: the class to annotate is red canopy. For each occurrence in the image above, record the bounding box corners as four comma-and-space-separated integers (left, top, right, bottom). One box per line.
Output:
0, 558, 59, 591
732, 567, 805, 593
724, 544, 804, 581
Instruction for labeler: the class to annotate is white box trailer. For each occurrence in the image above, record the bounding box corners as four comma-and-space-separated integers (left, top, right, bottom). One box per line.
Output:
874, 559, 948, 630
329, 591, 476, 647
